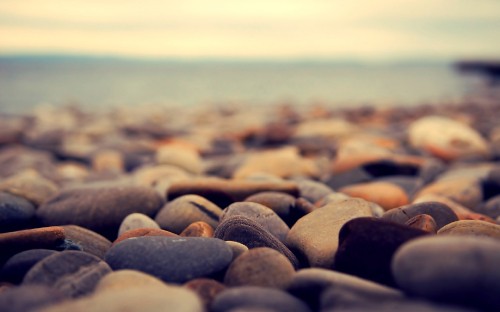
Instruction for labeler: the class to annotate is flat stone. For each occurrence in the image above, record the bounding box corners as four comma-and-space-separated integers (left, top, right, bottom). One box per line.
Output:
0, 170, 58, 206
0, 285, 66, 312
61, 225, 112, 259
408, 115, 490, 161
405, 214, 438, 233
286, 198, 373, 268
113, 228, 178, 245
211, 286, 311, 312
184, 278, 226, 310
105, 237, 233, 284
118, 212, 160, 236
392, 236, 500, 310
23, 250, 111, 298
339, 181, 409, 211
155, 194, 222, 234
180, 221, 214, 237
0, 192, 36, 233
167, 178, 299, 208
416, 178, 483, 210
214, 216, 299, 268
95, 269, 167, 292
37, 183, 164, 239
437, 220, 500, 239
333, 217, 429, 286
1, 249, 58, 284
221, 202, 289, 242
244, 191, 295, 218
381, 201, 458, 229
224, 247, 295, 289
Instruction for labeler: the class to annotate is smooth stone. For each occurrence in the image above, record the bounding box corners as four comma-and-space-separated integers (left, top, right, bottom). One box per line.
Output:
91, 149, 124, 173
408, 115, 490, 161
415, 178, 483, 210
23, 250, 111, 298
339, 181, 409, 211
381, 201, 458, 229
0, 146, 56, 180
392, 236, 500, 310
0, 249, 58, 284
180, 221, 214, 237
286, 198, 373, 268
214, 216, 299, 268
437, 220, 500, 239
61, 225, 112, 259
225, 241, 249, 260
324, 167, 373, 190
288, 268, 403, 312
291, 178, 335, 204
0, 192, 36, 233
167, 178, 299, 208
105, 236, 233, 284
361, 159, 420, 178
221, 202, 290, 242
0, 226, 66, 265
113, 228, 178, 245
0, 170, 58, 206
224, 247, 295, 289
132, 164, 191, 187
244, 191, 295, 218
377, 175, 424, 198
333, 217, 429, 286
481, 195, 500, 218
0, 285, 66, 312
184, 278, 226, 310
156, 145, 204, 175
95, 269, 167, 292
211, 286, 311, 312
118, 212, 160, 236
405, 214, 438, 233
37, 183, 164, 239
155, 194, 222, 234
41, 285, 204, 312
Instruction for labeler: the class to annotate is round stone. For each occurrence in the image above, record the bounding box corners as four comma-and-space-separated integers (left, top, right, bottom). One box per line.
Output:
481, 195, 500, 219
405, 214, 438, 233
0, 192, 36, 233
244, 191, 295, 218
415, 178, 483, 210
437, 220, 500, 239
184, 278, 226, 310
155, 195, 222, 234
118, 213, 160, 236
180, 221, 214, 237
224, 247, 295, 289
225, 241, 249, 260
61, 225, 112, 259
105, 237, 233, 284
156, 145, 204, 175
0, 170, 58, 206
339, 181, 409, 211
392, 236, 500, 310
1, 249, 58, 284
95, 270, 167, 292
382, 201, 458, 230
113, 228, 178, 245
291, 178, 335, 204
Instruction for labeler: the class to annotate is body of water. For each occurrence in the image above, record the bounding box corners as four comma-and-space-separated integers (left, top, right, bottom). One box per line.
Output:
0, 56, 479, 113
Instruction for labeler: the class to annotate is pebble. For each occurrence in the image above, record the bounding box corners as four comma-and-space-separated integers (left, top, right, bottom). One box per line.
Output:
37, 183, 164, 239
105, 236, 233, 283
167, 178, 299, 208
61, 225, 112, 259
91, 149, 124, 173
339, 181, 409, 211
156, 145, 204, 175
180, 221, 214, 237
437, 220, 500, 239
291, 178, 335, 204
94, 269, 167, 292
0, 192, 36, 233
0, 170, 58, 206
408, 115, 490, 161
224, 247, 295, 289
0, 285, 66, 312
118, 213, 160, 236
0, 249, 58, 284
225, 241, 249, 260
214, 216, 299, 268
415, 178, 483, 210
211, 286, 311, 312
221, 202, 290, 242
405, 214, 438, 233
286, 198, 373, 268
481, 194, 500, 219
392, 236, 500, 310
132, 164, 191, 187
113, 228, 178, 245
244, 191, 295, 218
155, 194, 222, 234
184, 278, 226, 309
381, 201, 458, 229
23, 250, 111, 298
333, 217, 429, 286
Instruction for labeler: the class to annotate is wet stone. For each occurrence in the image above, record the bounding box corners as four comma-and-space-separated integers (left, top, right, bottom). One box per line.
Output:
180, 221, 214, 237
381, 201, 458, 230
0, 249, 58, 284
0, 192, 36, 233
118, 212, 160, 237
0, 285, 66, 312
184, 278, 226, 310
105, 236, 233, 284
155, 194, 222, 234
23, 250, 112, 298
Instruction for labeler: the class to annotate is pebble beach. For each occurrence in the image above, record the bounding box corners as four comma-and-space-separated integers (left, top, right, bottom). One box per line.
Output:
1, 94, 500, 311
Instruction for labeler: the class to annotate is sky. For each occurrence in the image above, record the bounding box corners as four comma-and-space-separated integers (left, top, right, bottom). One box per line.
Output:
0, 0, 499, 60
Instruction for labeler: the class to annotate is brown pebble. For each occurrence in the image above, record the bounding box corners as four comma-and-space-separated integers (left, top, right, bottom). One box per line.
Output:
405, 214, 438, 233
437, 220, 500, 239
113, 228, 178, 246
180, 221, 214, 237
339, 181, 409, 211
184, 278, 226, 309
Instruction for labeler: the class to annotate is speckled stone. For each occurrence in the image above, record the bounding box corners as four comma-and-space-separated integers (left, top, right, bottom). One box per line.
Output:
211, 286, 311, 312
0, 285, 66, 312
105, 237, 233, 284
167, 178, 299, 208
113, 228, 178, 245
0, 170, 58, 206
180, 221, 214, 237
37, 183, 164, 239
224, 247, 295, 289
286, 198, 373, 268
437, 220, 500, 239
382, 201, 458, 229
184, 278, 226, 310
118, 213, 160, 236
23, 250, 111, 298
0, 249, 58, 284
214, 216, 299, 268
392, 236, 500, 310
339, 181, 409, 211
333, 217, 429, 286
221, 202, 290, 242
155, 195, 222, 234
0, 192, 36, 233
405, 214, 438, 233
